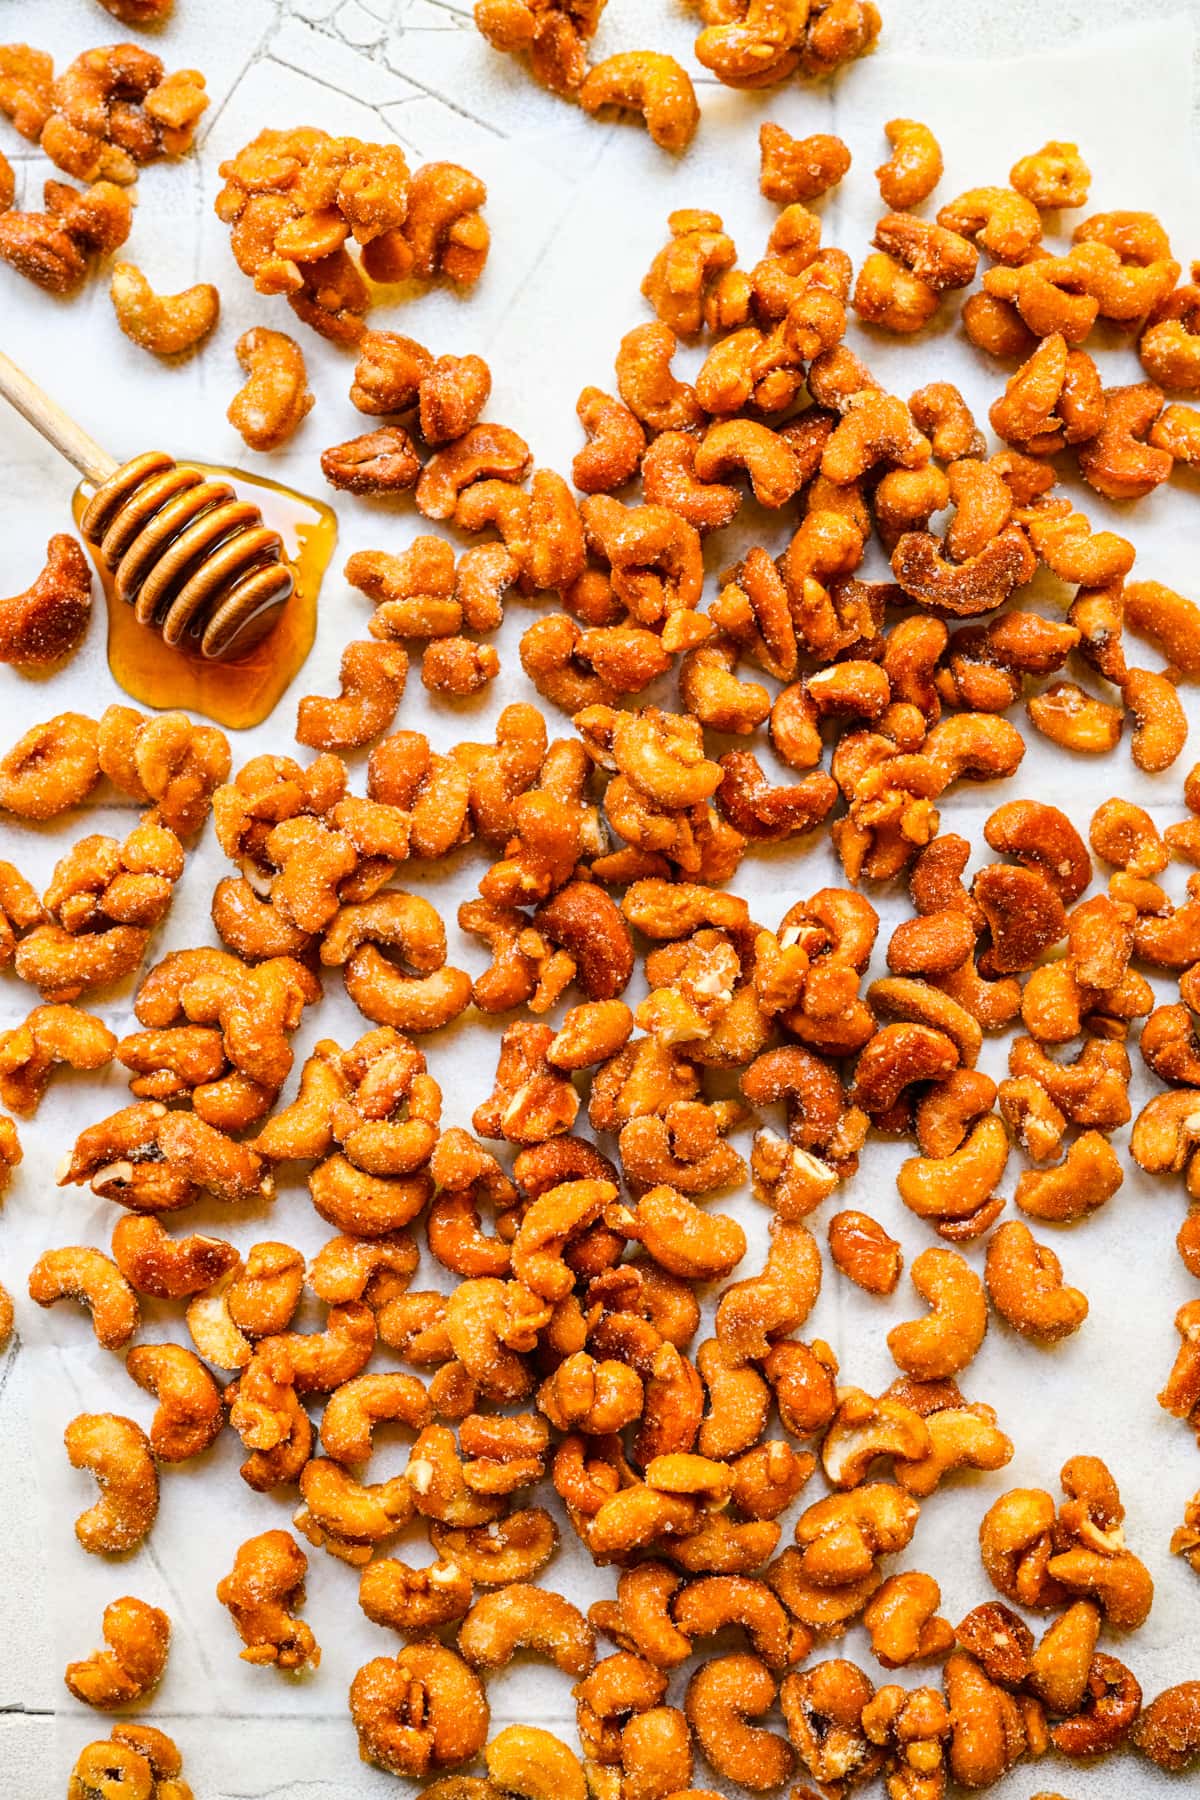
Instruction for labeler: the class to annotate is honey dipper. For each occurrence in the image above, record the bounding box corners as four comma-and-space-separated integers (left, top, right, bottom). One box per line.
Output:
0, 349, 295, 661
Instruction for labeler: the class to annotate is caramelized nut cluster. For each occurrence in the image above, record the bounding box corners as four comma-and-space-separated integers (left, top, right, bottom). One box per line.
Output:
472, 0, 880, 136
0, 171, 133, 294
215, 127, 489, 342
67, 1724, 192, 1800
475, 0, 607, 97
0, 41, 206, 185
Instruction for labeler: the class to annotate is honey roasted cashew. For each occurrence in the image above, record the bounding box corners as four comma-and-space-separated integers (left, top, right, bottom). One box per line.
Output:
0, 1004, 117, 1115
0, 713, 99, 821
443, 1279, 538, 1402
779, 1659, 878, 1788
1026, 1599, 1103, 1715
28, 1246, 139, 1350
295, 1456, 414, 1562
914, 1069, 997, 1159
862, 1683, 951, 1794
615, 323, 704, 434
762, 1338, 838, 1441
938, 186, 1043, 264
874, 213, 977, 294
863, 1576, 957, 1670
1133, 1681, 1200, 1771
822, 390, 931, 483
793, 1482, 920, 1586
125, 1342, 224, 1461
670, 1574, 799, 1674
487, 1726, 586, 1800
684, 1654, 794, 1791
309, 1155, 432, 1239
1046, 1544, 1154, 1630
1021, 1137, 1122, 1224
538, 1351, 644, 1436
187, 1275, 253, 1372
955, 1597, 1034, 1687
296, 640, 409, 753
978, 1483, 1065, 1611
891, 523, 1036, 617
358, 1555, 474, 1635
620, 1102, 746, 1199
986, 1218, 1089, 1344
67, 1723, 191, 1800
876, 118, 942, 212
607, 1186, 747, 1283
886, 1248, 987, 1380
768, 1549, 880, 1634
1158, 1298, 1200, 1422
217, 1529, 320, 1669
1079, 381, 1173, 501
432, 1508, 558, 1584
893, 1398, 1013, 1498
715, 1221, 821, 1362
828, 1210, 902, 1294
578, 53, 699, 154
321, 890, 472, 1034
693, 1, 809, 89
641, 209, 737, 338
319, 1370, 431, 1463
417, 424, 532, 522
761, 124, 851, 204
852, 1022, 960, 1117
263, 1299, 376, 1395
574, 386, 647, 494
693, 420, 801, 510
226, 1241, 306, 1337
365, 1279, 447, 1375
973, 861, 1068, 975
588, 1562, 691, 1670
1011, 139, 1092, 209
110, 261, 219, 356
64, 1594, 171, 1710
943, 1650, 1027, 1788
111, 1216, 241, 1303
617, 1705, 693, 1800
228, 326, 313, 451
896, 1114, 1008, 1226
459, 1584, 595, 1676
819, 1388, 931, 1489
64, 1412, 158, 1555
983, 798, 1092, 905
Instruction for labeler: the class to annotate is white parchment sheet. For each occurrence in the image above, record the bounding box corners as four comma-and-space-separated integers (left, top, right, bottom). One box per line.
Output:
1, 10, 1199, 1796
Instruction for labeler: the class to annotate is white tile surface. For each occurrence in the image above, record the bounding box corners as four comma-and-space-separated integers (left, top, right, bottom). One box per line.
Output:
2, 2, 1200, 1796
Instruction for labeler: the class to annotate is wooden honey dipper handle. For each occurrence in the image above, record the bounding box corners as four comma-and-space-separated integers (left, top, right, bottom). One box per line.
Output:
0, 349, 294, 661
0, 349, 118, 485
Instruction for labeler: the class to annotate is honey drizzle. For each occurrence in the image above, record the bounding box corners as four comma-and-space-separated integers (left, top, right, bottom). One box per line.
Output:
73, 463, 338, 731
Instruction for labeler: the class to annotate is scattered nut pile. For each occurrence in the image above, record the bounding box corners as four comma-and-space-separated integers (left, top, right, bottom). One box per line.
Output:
0, 39, 206, 294
4, 6, 1200, 1796
473, 0, 881, 143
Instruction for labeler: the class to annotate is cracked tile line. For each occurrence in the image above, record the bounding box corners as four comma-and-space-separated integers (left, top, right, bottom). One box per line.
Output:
262, 38, 507, 143
410, 0, 476, 20
368, 61, 512, 137
260, 0, 530, 144
212, 1787, 347, 1800
194, 1, 290, 151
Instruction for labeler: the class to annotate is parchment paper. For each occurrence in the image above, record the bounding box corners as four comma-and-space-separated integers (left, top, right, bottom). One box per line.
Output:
1, 10, 1199, 1796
